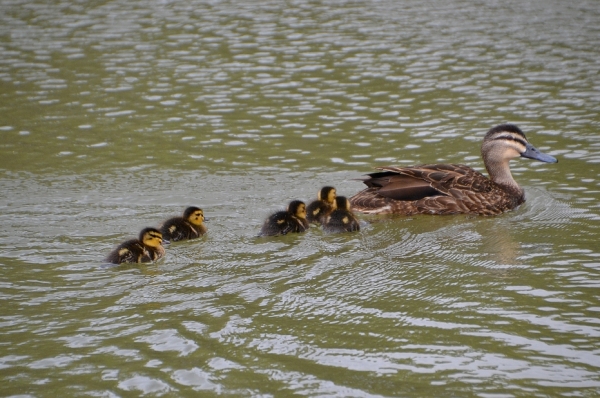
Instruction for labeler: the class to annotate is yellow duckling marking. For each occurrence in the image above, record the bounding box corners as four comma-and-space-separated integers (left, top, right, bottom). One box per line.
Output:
143, 231, 163, 248
188, 210, 205, 226
295, 203, 307, 219
318, 187, 337, 204
168, 225, 177, 233
342, 216, 349, 224
327, 189, 337, 206
119, 248, 130, 256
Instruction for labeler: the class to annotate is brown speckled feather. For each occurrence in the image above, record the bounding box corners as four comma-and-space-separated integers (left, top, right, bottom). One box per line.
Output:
350, 164, 524, 215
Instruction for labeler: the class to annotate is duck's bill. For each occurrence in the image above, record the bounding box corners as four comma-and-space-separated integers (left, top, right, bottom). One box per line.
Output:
522, 143, 558, 163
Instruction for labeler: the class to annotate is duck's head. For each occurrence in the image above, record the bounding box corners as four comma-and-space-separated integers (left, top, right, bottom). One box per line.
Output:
139, 227, 164, 248
482, 124, 558, 164
288, 200, 307, 219
317, 186, 337, 205
183, 206, 205, 226
481, 124, 557, 187
335, 196, 351, 211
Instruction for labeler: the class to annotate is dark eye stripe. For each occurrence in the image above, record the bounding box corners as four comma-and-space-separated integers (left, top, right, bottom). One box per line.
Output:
493, 134, 527, 147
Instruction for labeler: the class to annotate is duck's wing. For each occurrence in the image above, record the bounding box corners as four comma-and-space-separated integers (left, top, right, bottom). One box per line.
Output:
359, 170, 441, 201
306, 200, 333, 224
290, 216, 309, 233
106, 240, 143, 264
160, 218, 188, 241
352, 164, 504, 215
323, 210, 360, 233
370, 164, 492, 200
259, 211, 289, 236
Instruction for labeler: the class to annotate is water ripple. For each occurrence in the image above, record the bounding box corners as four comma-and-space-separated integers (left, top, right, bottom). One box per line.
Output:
1, 0, 600, 396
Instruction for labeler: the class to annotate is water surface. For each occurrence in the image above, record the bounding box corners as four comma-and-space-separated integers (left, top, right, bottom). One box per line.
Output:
1, 0, 600, 396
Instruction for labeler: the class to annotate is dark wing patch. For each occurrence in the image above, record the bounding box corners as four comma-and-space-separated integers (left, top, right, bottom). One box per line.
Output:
260, 211, 295, 236
323, 210, 360, 233
362, 172, 443, 201
106, 240, 145, 264
306, 200, 334, 224
160, 218, 191, 241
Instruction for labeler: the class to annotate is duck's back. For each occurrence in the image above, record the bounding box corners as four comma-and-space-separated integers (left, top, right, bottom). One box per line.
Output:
351, 164, 523, 215
306, 200, 335, 224
106, 239, 148, 264
323, 210, 360, 233
260, 211, 308, 236
161, 217, 206, 241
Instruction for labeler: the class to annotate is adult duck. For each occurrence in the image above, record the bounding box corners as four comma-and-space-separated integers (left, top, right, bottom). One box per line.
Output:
350, 124, 557, 215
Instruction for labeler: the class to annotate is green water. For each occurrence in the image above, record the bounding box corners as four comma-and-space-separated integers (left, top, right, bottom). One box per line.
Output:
1, 0, 600, 396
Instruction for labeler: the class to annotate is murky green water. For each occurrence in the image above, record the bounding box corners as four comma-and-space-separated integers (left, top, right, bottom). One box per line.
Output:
1, 0, 600, 396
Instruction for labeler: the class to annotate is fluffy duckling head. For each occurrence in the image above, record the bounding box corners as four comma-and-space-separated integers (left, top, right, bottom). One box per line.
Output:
139, 227, 164, 248
183, 206, 205, 226
288, 200, 307, 219
334, 196, 352, 211
317, 186, 337, 205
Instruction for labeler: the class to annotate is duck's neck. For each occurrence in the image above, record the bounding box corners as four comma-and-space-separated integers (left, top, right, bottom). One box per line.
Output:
484, 156, 523, 196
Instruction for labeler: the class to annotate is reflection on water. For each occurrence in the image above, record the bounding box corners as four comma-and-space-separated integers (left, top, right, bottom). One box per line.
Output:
1, 0, 600, 396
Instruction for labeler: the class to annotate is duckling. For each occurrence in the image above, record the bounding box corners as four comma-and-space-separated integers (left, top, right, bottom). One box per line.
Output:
323, 196, 361, 233
160, 206, 207, 242
350, 124, 558, 215
106, 227, 166, 264
306, 186, 337, 224
259, 200, 309, 236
